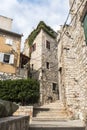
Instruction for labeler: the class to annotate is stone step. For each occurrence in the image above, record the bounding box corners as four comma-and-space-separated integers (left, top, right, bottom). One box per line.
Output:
29, 120, 85, 130
34, 108, 66, 113
33, 106, 66, 112
36, 115, 68, 118
33, 100, 72, 121
40, 103, 65, 109
40, 100, 65, 108
32, 117, 68, 121
33, 107, 68, 118
34, 109, 66, 113
36, 112, 67, 117
29, 126, 85, 130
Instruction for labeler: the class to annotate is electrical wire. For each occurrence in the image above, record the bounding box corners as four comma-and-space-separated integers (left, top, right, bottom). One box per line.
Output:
58, 0, 85, 43
63, 0, 76, 26
69, 0, 84, 25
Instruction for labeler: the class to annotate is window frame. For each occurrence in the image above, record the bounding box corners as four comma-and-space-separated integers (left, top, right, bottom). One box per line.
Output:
0, 53, 14, 65
31, 43, 36, 52
46, 40, 50, 50
3, 54, 10, 63
31, 64, 34, 70
46, 62, 50, 69
52, 83, 57, 92
6, 38, 13, 46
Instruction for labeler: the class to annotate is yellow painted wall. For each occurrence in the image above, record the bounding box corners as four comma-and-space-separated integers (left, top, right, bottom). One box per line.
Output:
0, 34, 21, 74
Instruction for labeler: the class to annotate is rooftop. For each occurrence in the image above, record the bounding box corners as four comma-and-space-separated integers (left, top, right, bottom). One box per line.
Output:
27, 21, 57, 46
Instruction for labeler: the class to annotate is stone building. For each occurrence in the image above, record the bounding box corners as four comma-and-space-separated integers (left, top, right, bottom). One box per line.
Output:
24, 21, 59, 104
57, 0, 87, 120
0, 15, 23, 80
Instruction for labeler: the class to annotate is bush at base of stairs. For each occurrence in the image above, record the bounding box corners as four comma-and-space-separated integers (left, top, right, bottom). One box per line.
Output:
0, 78, 39, 105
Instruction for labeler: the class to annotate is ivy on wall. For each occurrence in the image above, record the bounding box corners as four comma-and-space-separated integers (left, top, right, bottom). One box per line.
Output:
28, 21, 57, 46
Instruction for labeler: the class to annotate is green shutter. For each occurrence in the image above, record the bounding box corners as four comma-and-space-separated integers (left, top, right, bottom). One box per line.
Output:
83, 14, 87, 44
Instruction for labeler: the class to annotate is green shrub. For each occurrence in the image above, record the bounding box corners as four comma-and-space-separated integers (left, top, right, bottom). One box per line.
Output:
28, 21, 57, 46
0, 79, 39, 105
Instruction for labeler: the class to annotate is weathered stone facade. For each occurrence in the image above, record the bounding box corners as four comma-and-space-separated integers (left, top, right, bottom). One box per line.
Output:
24, 23, 59, 104
40, 30, 59, 104
23, 39, 30, 57
58, 0, 87, 120
0, 72, 27, 80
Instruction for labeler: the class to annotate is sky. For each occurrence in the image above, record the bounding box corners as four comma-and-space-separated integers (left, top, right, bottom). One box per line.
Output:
0, 0, 70, 50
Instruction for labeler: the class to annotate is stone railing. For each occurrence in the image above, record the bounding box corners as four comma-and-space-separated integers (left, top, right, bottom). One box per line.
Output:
0, 115, 29, 130
13, 106, 33, 123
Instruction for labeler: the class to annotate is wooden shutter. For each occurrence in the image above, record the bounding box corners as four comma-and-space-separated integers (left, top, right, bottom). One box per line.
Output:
9, 54, 14, 64
83, 14, 87, 44
6, 39, 13, 45
0, 53, 4, 62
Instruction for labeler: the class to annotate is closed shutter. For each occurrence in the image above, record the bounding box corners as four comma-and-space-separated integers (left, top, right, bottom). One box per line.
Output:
6, 39, 13, 45
9, 39, 13, 45
9, 54, 14, 64
83, 14, 87, 44
0, 53, 4, 62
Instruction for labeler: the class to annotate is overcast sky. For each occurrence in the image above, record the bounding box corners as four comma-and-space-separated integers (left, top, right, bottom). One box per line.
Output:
0, 0, 70, 50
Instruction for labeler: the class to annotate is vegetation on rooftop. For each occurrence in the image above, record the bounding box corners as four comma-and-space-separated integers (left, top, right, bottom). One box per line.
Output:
28, 21, 57, 46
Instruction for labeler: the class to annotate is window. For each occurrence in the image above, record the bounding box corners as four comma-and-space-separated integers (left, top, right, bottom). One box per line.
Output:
46, 62, 50, 69
6, 38, 13, 45
32, 64, 34, 70
52, 83, 57, 91
31, 43, 36, 52
3, 54, 10, 63
0, 53, 14, 64
46, 40, 50, 49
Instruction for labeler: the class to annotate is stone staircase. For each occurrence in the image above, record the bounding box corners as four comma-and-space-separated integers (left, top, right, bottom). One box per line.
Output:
29, 100, 85, 130
33, 100, 70, 121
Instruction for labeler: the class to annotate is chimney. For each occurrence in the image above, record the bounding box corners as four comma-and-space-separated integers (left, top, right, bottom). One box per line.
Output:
0, 15, 13, 31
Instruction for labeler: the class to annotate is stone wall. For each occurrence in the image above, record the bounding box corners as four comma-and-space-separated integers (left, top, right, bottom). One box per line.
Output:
58, 0, 87, 120
41, 30, 58, 104
29, 29, 58, 104
23, 39, 30, 57
0, 72, 27, 80
0, 116, 29, 130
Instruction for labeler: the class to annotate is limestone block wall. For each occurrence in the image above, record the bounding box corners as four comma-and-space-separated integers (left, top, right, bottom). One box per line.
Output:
58, 26, 79, 109
58, 0, 87, 120
23, 39, 30, 57
0, 72, 27, 80
30, 30, 42, 71
30, 29, 58, 104
0, 116, 29, 130
68, 0, 87, 120
40, 30, 58, 104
